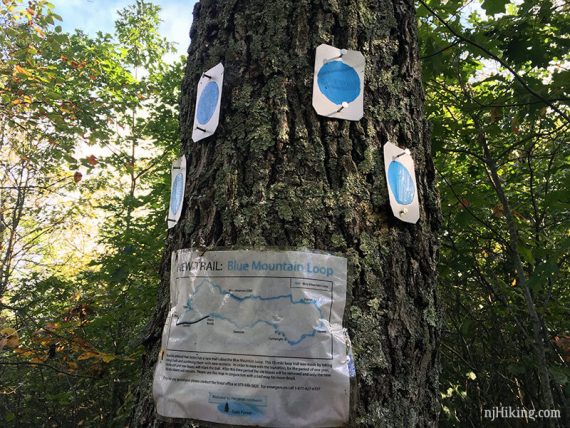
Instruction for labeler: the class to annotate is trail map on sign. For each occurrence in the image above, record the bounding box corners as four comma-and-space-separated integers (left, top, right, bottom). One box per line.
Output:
169, 276, 334, 359
154, 250, 350, 428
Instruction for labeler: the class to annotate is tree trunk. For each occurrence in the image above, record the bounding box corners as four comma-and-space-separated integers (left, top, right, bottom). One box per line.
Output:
131, 0, 440, 426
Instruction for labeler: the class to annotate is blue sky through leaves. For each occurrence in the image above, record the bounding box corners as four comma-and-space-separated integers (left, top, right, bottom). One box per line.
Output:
52, 0, 197, 57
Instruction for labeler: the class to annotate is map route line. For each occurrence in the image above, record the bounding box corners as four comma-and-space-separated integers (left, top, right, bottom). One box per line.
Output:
176, 278, 326, 346
177, 315, 210, 325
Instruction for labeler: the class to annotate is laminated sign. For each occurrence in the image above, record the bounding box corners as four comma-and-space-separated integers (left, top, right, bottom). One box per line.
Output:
154, 249, 351, 427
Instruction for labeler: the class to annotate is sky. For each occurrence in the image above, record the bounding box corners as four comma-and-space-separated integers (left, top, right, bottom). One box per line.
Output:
51, 0, 198, 58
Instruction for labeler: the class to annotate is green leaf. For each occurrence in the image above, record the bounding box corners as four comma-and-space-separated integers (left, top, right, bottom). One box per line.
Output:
507, 364, 526, 376
481, 0, 509, 15
518, 245, 535, 265
527, 262, 559, 292
460, 319, 476, 337
549, 366, 569, 385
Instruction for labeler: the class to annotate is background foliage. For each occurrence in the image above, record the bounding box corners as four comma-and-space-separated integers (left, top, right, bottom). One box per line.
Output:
0, 0, 568, 426
418, 0, 569, 425
1, 1, 182, 425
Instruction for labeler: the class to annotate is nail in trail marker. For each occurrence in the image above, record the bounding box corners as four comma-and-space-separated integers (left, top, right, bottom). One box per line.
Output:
192, 63, 224, 142
384, 142, 420, 224
167, 155, 186, 229
312, 44, 365, 121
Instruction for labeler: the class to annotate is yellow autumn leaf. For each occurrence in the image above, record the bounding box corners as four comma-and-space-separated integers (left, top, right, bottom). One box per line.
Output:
77, 351, 98, 361
0, 327, 16, 336
100, 353, 116, 363
14, 347, 34, 357
14, 65, 32, 77
45, 322, 59, 331
33, 26, 45, 38
0, 327, 19, 348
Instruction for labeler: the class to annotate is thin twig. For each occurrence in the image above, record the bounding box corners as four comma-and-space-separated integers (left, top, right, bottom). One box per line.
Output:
418, 0, 570, 124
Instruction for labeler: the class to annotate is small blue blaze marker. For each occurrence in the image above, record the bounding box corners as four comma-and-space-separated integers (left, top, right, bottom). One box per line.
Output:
170, 172, 184, 214
317, 61, 360, 105
196, 81, 220, 125
388, 161, 415, 205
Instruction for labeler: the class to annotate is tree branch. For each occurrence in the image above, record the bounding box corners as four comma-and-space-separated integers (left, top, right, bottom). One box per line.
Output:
418, 0, 570, 124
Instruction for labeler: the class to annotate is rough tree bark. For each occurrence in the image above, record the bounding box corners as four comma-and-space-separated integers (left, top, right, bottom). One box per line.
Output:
131, 0, 440, 426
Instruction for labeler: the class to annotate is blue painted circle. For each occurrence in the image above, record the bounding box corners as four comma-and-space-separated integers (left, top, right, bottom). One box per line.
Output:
196, 81, 219, 125
388, 161, 415, 205
170, 173, 184, 214
317, 61, 360, 105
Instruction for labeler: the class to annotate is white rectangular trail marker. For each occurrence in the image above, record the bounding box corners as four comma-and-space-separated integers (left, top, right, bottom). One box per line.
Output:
154, 249, 350, 427
167, 155, 186, 229
192, 62, 224, 142
383, 142, 420, 224
312, 44, 365, 121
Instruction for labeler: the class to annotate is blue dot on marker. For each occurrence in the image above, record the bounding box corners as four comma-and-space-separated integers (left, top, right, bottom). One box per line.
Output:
388, 161, 415, 205
196, 81, 219, 125
170, 173, 184, 214
317, 61, 360, 105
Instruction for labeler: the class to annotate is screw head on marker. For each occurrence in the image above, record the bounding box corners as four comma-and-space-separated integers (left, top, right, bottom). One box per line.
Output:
393, 148, 412, 160
337, 101, 349, 112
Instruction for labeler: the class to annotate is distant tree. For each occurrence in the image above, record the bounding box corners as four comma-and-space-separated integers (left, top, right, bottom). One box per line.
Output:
0, 1, 183, 425
418, 0, 569, 425
0, 0, 129, 297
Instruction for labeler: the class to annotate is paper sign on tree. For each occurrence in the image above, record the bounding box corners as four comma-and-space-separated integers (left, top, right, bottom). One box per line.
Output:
192, 63, 224, 142
167, 155, 186, 229
312, 44, 365, 121
383, 142, 420, 224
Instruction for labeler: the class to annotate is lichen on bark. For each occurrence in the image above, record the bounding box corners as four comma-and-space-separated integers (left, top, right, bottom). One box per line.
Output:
131, 0, 441, 426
